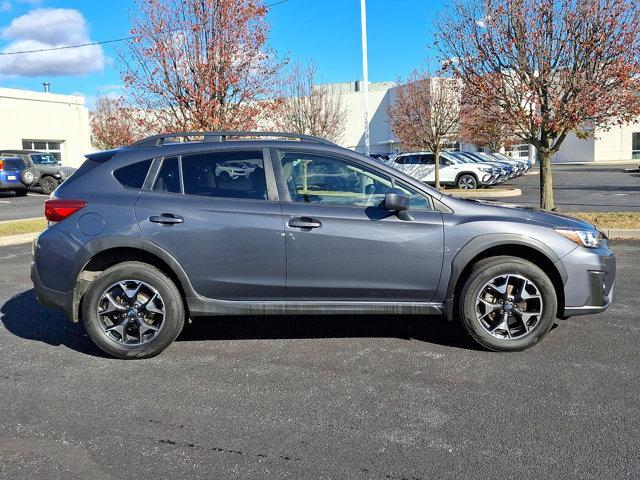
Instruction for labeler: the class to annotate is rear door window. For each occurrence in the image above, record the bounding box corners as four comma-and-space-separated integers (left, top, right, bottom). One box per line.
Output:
153, 157, 181, 193
181, 150, 267, 200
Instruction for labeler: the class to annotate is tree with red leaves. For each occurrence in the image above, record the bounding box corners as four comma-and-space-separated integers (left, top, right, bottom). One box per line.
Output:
120, 0, 284, 133
435, 0, 640, 210
460, 96, 518, 153
90, 96, 140, 150
388, 71, 462, 190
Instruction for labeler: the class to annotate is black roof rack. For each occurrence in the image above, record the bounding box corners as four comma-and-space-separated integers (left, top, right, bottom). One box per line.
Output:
128, 131, 336, 148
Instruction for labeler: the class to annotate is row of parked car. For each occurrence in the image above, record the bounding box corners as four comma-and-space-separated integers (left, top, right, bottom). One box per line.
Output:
0, 150, 76, 196
379, 151, 532, 189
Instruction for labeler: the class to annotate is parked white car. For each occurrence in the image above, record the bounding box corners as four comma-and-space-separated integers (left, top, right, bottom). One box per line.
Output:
386, 152, 502, 189
214, 161, 256, 180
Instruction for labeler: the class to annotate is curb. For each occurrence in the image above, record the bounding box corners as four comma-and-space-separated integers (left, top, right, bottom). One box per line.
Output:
0, 232, 38, 247
449, 188, 521, 199
605, 229, 640, 240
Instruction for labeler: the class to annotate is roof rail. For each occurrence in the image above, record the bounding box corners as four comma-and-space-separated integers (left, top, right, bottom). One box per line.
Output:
127, 131, 336, 148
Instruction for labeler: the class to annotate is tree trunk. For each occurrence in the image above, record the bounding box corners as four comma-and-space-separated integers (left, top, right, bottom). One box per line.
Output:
434, 150, 441, 191
538, 148, 555, 211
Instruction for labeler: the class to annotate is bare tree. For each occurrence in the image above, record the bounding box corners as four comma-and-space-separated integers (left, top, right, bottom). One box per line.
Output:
274, 61, 347, 142
460, 94, 518, 153
120, 0, 284, 132
388, 70, 462, 190
436, 0, 640, 210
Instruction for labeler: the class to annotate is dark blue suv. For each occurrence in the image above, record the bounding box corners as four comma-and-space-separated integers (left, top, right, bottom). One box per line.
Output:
31, 132, 616, 359
0, 156, 34, 196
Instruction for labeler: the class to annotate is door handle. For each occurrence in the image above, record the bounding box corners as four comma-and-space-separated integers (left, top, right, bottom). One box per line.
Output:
149, 213, 183, 225
287, 217, 322, 229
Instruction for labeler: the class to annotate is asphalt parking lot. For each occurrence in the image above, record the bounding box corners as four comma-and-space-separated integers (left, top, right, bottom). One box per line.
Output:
498, 162, 640, 212
0, 241, 638, 480
0, 191, 47, 222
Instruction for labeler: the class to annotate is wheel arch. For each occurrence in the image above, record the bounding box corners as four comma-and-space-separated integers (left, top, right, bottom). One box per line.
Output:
455, 171, 479, 186
443, 234, 567, 321
69, 239, 195, 323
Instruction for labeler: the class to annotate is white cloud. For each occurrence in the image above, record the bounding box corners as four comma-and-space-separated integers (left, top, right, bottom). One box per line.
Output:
0, 8, 105, 77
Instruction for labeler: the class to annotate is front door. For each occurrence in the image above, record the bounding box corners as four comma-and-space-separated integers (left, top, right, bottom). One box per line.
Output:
275, 150, 444, 302
135, 148, 286, 301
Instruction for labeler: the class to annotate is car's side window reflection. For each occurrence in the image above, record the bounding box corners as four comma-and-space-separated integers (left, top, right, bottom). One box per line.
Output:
280, 152, 394, 207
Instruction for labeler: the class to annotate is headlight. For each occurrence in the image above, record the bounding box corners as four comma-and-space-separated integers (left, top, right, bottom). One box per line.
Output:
555, 228, 604, 248
479, 167, 492, 173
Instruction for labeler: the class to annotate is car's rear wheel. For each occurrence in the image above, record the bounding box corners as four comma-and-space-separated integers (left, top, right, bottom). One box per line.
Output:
457, 173, 477, 189
40, 176, 59, 195
82, 262, 185, 359
458, 256, 557, 351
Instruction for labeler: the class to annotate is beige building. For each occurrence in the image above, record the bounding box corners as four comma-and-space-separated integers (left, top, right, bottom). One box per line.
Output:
0, 87, 91, 168
331, 81, 640, 163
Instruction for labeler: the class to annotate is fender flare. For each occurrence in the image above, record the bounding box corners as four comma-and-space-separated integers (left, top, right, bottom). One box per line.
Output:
66, 235, 198, 322
442, 233, 568, 320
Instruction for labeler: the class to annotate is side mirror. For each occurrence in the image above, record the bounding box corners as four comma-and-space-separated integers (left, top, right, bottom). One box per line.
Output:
384, 189, 410, 212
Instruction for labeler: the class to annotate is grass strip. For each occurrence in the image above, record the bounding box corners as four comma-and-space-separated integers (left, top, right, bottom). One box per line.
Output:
0, 218, 47, 237
566, 212, 640, 230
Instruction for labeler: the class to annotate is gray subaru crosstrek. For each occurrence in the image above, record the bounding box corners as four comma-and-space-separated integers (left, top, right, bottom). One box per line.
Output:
31, 132, 616, 359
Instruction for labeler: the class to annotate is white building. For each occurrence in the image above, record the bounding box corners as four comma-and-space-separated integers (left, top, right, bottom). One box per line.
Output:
332, 80, 640, 163
0, 86, 91, 168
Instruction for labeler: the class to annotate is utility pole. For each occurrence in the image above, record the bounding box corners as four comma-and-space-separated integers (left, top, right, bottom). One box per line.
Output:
360, 0, 370, 156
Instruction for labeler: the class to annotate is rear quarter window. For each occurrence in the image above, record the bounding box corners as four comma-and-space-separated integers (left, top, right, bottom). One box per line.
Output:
113, 160, 152, 189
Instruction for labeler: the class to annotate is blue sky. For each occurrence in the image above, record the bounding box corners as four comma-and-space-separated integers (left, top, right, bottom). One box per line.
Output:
0, 0, 445, 103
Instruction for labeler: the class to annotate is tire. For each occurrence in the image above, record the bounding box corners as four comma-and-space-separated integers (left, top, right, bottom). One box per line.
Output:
457, 173, 477, 189
20, 168, 37, 186
39, 176, 59, 195
457, 256, 557, 351
13, 190, 28, 197
82, 262, 185, 359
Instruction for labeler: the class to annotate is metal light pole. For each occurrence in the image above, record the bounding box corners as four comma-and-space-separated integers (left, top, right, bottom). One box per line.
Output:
360, 0, 371, 156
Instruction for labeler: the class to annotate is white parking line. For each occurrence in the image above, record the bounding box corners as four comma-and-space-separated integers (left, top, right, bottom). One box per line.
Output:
0, 200, 11, 203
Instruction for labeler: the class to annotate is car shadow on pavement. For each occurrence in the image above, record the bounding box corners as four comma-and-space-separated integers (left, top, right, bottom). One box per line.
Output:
0, 289, 106, 357
178, 314, 481, 350
1, 289, 480, 354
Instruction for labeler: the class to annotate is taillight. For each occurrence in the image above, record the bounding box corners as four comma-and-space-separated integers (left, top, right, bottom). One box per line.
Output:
0, 160, 4, 171
44, 199, 87, 222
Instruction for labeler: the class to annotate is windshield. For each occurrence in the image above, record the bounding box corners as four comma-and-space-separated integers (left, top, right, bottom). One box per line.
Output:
30, 153, 58, 165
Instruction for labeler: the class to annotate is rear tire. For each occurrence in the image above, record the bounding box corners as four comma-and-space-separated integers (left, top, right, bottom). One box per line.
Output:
82, 262, 185, 359
457, 173, 477, 189
40, 176, 59, 195
458, 256, 557, 351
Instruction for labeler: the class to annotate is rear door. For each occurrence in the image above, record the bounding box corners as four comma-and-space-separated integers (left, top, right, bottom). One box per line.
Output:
274, 149, 444, 302
135, 148, 286, 301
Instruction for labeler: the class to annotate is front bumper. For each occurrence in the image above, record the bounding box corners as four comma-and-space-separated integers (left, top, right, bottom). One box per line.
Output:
557, 243, 616, 317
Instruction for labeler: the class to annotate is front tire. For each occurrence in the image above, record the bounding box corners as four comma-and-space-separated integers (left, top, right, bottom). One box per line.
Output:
82, 262, 185, 359
458, 256, 557, 351
457, 173, 478, 189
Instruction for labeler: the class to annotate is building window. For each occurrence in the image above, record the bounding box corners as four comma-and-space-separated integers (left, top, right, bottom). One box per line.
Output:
22, 140, 63, 163
633, 133, 640, 160
508, 144, 530, 158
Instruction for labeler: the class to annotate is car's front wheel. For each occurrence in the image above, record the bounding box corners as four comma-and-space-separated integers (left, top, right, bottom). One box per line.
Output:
82, 262, 185, 359
457, 173, 477, 189
458, 256, 557, 351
